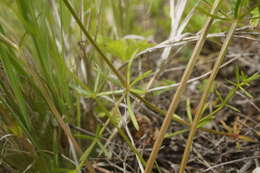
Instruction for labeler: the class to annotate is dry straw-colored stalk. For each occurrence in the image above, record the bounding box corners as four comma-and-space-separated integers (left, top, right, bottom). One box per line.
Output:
144, 0, 222, 172
178, 19, 239, 173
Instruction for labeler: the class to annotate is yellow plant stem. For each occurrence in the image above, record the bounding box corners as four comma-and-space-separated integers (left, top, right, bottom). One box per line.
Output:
178, 19, 239, 173
144, 0, 222, 172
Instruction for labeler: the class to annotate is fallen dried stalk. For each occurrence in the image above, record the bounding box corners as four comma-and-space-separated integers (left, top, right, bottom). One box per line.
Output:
202, 156, 260, 172
136, 26, 258, 57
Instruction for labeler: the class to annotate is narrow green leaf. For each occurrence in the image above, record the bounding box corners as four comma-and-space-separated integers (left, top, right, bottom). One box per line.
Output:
127, 52, 137, 84
239, 86, 253, 98
165, 129, 188, 138
186, 98, 193, 123
130, 70, 152, 87
127, 95, 139, 130
233, 0, 242, 18
226, 104, 241, 112
130, 88, 146, 95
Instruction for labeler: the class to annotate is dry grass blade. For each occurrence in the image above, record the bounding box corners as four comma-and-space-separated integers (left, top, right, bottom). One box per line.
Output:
145, 0, 195, 91
202, 156, 260, 173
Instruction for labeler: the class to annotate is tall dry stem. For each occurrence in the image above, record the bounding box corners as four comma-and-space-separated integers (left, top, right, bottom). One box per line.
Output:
144, 0, 222, 172
178, 19, 239, 173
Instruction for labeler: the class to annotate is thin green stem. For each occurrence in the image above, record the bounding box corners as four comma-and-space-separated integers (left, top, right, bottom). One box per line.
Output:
178, 19, 239, 173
